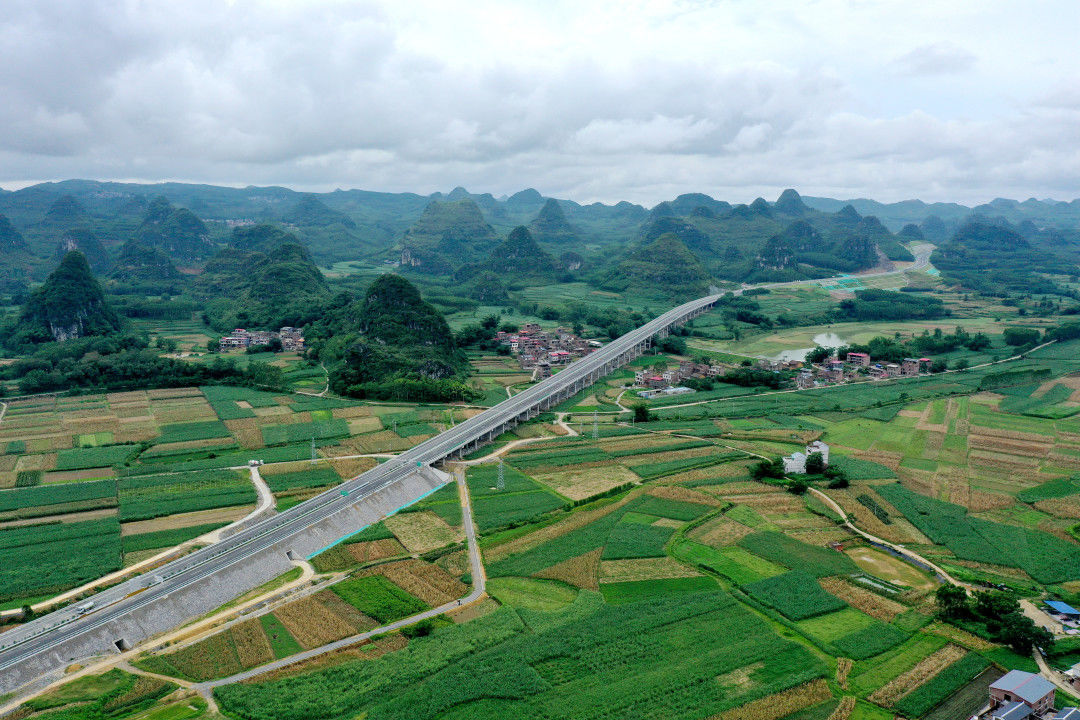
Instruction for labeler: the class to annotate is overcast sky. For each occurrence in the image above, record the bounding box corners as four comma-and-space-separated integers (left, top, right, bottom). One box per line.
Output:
2, 0, 1078, 205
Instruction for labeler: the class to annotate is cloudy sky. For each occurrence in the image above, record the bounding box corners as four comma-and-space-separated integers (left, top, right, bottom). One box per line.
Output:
2, 0, 1078, 205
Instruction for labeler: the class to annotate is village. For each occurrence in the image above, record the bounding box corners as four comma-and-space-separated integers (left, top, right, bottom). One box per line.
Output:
496, 323, 603, 379
768, 352, 935, 390
218, 326, 306, 352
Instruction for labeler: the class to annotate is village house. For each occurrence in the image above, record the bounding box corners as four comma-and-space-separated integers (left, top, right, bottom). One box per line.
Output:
885, 363, 901, 377
847, 351, 871, 366
1055, 709, 1080, 720
987, 670, 1055, 720
218, 327, 305, 353
782, 441, 830, 474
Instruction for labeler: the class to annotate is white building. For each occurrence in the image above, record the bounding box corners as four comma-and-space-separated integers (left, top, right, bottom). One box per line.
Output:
782, 441, 830, 475
783, 452, 807, 474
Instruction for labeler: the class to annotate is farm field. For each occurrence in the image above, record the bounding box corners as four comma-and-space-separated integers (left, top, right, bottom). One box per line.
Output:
0, 385, 489, 606
15, 313, 1080, 718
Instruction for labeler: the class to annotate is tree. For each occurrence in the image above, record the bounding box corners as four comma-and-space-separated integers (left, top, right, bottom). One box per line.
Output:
1003, 327, 1040, 346
480, 314, 499, 330
805, 451, 825, 475
934, 584, 969, 619
751, 458, 785, 480
632, 404, 650, 423
806, 346, 831, 364
206, 338, 219, 353
786, 479, 808, 495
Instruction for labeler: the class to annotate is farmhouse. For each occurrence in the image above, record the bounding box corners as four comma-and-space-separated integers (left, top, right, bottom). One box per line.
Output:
847, 351, 870, 366
1055, 709, 1080, 720
218, 327, 305, 353
781, 441, 830, 475
988, 670, 1055, 719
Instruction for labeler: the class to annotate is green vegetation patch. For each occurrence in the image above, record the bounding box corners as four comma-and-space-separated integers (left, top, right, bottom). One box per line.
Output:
673, 540, 786, 584
466, 464, 566, 533
118, 469, 255, 521
1018, 476, 1080, 503
261, 613, 304, 659
600, 576, 718, 604
14, 470, 42, 487
262, 418, 350, 446
628, 453, 740, 480
263, 467, 341, 494
155, 420, 231, 444
878, 483, 1080, 583
215, 590, 827, 720
56, 444, 139, 470
331, 574, 430, 624
739, 531, 859, 577
832, 622, 909, 660
0, 478, 115, 513
601, 520, 676, 560
894, 653, 989, 718
0, 517, 121, 602
827, 455, 896, 480
122, 523, 229, 554
742, 571, 847, 620
486, 577, 578, 612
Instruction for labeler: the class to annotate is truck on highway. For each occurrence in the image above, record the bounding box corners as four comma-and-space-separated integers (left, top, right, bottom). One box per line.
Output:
75, 602, 95, 614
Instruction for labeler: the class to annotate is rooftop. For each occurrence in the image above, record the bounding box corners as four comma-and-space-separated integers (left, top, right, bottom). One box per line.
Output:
1056, 709, 1080, 720
994, 700, 1032, 720
1047, 600, 1080, 615
990, 670, 1056, 704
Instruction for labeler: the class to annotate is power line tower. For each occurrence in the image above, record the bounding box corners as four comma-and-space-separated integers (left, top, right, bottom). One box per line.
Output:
497, 458, 505, 491
310, 435, 316, 464
593, 409, 599, 440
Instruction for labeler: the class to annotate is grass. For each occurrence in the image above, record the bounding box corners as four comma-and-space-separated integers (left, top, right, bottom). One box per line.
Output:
331, 574, 430, 624
486, 577, 578, 612
260, 613, 305, 659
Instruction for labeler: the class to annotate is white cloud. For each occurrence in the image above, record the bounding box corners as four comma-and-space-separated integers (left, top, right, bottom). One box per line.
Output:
0, 0, 1077, 204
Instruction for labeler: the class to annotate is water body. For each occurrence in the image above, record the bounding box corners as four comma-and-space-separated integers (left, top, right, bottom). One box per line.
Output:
771, 332, 849, 362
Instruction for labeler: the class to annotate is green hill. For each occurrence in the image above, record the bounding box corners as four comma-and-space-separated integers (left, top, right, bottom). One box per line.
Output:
283, 194, 357, 229
528, 199, 580, 244
488, 226, 557, 278
198, 240, 329, 329
400, 199, 499, 274
5, 251, 121, 345
603, 233, 710, 300
40, 195, 89, 228
55, 228, 109, 273
0, 214, 28, 251
311, 274, 471, 399
229, 224, 300, 253
132, 196, 213, 263
110, 241, 181, 283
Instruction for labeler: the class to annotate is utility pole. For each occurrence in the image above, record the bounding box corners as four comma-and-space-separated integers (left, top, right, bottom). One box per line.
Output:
310, 435, 316, 464
593, 409, 599, 440
497, 458, 505, 491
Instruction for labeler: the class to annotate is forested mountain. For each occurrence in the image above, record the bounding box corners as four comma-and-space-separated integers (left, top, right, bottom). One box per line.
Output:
399, 199, 500, 274
528, 199, 581, 245
484, 226, 558, 279
110, 241, 181, 285
602, 233, 710, 300
309, 274, 472, 400
197, 229, 329, 330
4, 251, 121, 346
132, 196, 213, 263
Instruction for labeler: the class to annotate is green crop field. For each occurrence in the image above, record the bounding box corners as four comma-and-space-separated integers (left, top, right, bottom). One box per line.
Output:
155, 421, 232, 444
738, 532, 859, 577
894, 653, 990, 718
0, 517, 122, 601
263, 467, 341, 493
332, 575, 429, 624
742, 571, 848, 620
56, 445, 140, 470
122, 523, 229, 554
118, 469, 255, 521
261, 419, 350, 446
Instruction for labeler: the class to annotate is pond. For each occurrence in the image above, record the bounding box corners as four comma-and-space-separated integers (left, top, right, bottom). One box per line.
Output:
770, 332, 849, 362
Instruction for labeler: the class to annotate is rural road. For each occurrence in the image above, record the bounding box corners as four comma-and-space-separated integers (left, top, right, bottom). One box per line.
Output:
193, 464, 487, 695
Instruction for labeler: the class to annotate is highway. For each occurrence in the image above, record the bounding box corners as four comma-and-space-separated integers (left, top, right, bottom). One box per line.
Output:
0, 243, 934, 685
0, 289, 723, 681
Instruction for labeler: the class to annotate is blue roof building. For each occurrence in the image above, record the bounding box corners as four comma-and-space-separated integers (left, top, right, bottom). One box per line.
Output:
1055, 708, 1080, 720
992, 701, 1031, 720
990, 670, 1056, 716
1047, 599, 1080, 617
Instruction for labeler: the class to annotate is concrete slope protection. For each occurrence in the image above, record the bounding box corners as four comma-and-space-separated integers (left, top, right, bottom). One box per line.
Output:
0, 244, 932, 692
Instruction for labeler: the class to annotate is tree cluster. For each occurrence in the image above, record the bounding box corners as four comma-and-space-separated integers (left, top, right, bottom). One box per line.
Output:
935, 585, 1053, 654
